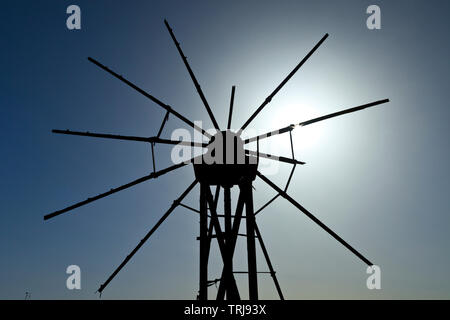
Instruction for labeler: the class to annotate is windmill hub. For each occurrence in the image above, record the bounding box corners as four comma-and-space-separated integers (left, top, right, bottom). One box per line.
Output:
193, 130, 258, 186
207, 130, 245, 164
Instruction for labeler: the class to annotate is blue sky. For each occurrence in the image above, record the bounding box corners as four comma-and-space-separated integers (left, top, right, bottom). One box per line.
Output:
1, 0, 450, 299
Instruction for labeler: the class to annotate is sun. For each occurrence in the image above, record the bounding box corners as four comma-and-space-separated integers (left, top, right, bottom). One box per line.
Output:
267, 101, 327, 154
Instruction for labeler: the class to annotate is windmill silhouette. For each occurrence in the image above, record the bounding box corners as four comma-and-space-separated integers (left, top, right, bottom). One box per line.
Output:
44, 20, 389, 300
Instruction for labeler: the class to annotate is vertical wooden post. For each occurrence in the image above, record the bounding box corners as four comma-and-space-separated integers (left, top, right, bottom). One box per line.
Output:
244, 182, 258, 300
199, 183, 208, 300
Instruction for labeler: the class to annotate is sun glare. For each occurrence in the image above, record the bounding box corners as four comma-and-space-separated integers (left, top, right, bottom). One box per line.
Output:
268, 102, 326, 153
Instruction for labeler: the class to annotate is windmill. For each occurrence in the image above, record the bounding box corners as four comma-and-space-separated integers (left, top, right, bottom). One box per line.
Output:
44, 19, 389, 300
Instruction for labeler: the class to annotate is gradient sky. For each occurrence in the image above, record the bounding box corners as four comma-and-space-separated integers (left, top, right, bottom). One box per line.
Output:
1, 0, 450, 299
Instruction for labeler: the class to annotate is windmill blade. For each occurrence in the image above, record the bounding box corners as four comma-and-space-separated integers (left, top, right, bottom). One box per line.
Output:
255, 164, 296, 216
97, 180, 198, 294
164, 20, 220, 130
299, 99, 390, 127
52, 129, 208, 148
43, 161, 189, 220
254, 223, 284, 300
227, 86, 236, 130
156, 110, 170, 138
244, 126, 294, 144
150, 137, 207, 148
239, 33, 329, 132
245, 149, 305, 165
256, 171, 373, 266
244, 99, 389, 144
52, 129, 150, 142
152, 138, 207, 148
255, 194, 280, 216
87, 57, 212, 139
